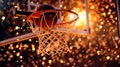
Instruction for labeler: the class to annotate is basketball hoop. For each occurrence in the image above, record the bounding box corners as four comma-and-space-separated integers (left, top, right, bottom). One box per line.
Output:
27, 9, 79, 30
26, 9, 79, 56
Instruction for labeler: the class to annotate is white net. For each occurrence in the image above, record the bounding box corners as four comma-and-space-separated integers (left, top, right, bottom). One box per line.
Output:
27, 9, 78, 56
37, 30, 71, 56
28, 22, 71, 56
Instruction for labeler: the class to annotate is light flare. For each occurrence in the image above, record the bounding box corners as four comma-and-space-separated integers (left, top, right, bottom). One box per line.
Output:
67, 6, 100, 32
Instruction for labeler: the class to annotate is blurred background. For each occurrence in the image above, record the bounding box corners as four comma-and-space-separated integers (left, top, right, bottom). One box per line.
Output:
0, 0, 120, 67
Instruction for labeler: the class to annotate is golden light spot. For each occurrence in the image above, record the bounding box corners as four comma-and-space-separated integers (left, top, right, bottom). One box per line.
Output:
72, 66, 75, 67
29, 39, 32, 41
69, 57, 74, 63
9, 54, 13, 58
16, 52, 20, 57
106, 56, 110, 60
6, 51, 10, 55
42, 61, 45, 65
16, 32, 19, 35
100, 21, 104, 25
15, 26, 20, 30
23, 44, 29, 48
97, 50, 100, 55
48, 60, 52, 64
74, 11, 87, 28
90, 5, 95, 9
99, 25, 102, 29
10, 44, 13, 46
20, 56, 23, 59
108, 11, 111, 15
102, 12, 106, 16
101, 8, 104, 11
47, 66, 50, 67
110, 15, 113, 18
117, 55, 120, 58
70, 46, 73, 50
21, 65, 24, 67
2, 16, 5, 20
17, 39, 20, 41
60, 59, 64, 63
13, 50, 16, 53
32, 44, 35, 51
42, 57, 46, 60
105, 5, 109, 9
16, 45, 19, 48
115, 55, 120, 60
22, 19, 25, 22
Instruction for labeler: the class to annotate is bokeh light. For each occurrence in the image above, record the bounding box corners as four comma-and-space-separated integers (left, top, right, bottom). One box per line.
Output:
0, 0, 120, 67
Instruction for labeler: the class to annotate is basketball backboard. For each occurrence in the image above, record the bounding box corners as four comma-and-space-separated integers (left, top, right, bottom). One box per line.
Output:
0, 0, 90, 46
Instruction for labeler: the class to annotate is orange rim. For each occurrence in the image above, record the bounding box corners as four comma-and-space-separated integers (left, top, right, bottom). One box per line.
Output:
26, 9, 79, 26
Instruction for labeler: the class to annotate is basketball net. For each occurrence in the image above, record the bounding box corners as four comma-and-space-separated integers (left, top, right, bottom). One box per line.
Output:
27, 9, 78, 56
